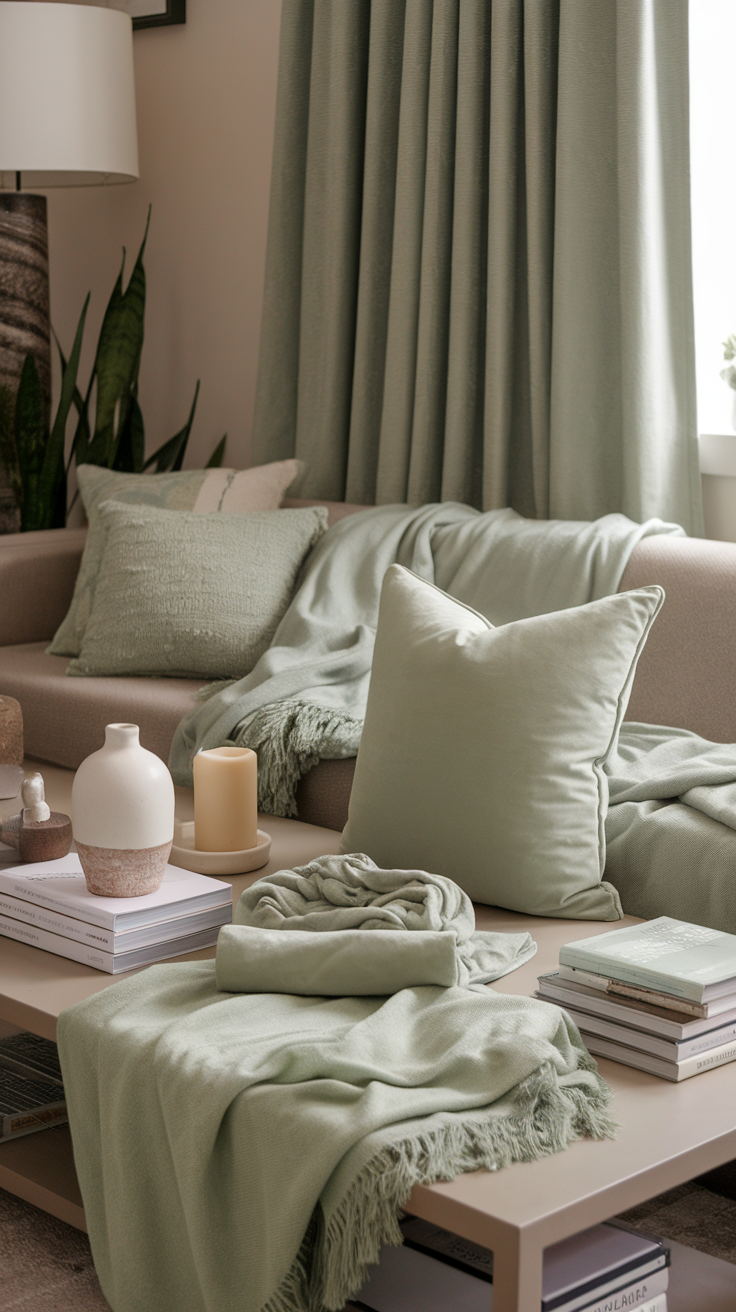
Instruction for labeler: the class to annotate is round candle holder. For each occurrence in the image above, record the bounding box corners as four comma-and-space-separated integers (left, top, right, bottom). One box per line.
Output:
169, 819, 271, 876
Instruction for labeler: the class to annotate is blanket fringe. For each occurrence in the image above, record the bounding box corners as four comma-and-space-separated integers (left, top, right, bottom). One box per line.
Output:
263, 1053, 615, 1312
232, 700, 363, 817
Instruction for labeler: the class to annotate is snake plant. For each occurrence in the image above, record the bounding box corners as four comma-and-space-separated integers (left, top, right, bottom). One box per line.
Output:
8, 211, 226, 532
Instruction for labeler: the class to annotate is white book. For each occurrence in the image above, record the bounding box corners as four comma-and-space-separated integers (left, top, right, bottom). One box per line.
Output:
0, 889, 232, 953
537, 973, 736, 1041
356, 1216, 669, 1312
0, 910, 223, 973
536, 993, 736, 1062
559, 918, 736, 1004
583, 1031, 736, 1081
577, 1292, 666, 1312
0, 854, 231, 931
556, 965, 736, 1019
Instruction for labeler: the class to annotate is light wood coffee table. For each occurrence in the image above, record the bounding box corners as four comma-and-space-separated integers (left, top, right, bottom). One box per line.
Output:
2, 762, 736, 1312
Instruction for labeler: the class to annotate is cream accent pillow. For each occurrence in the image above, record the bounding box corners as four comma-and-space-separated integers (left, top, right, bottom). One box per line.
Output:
48, 459, 303, 657
67, 502, 327, 681
341, 565, 664, 919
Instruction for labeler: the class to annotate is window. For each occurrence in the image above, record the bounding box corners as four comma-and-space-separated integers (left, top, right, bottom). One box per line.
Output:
690, 0, 736, 437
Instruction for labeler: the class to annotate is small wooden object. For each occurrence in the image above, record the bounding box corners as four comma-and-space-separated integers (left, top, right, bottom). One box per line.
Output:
0, 696, 23, 765
0, 773, 73, 863
0, 696, 24, 800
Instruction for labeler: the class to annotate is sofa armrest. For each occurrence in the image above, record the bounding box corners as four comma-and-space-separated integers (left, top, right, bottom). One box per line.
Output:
0, 527, 87, 647
621, 535, 736, 743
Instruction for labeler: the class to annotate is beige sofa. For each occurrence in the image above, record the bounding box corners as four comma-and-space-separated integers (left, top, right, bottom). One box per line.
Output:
3, 504, 736, 831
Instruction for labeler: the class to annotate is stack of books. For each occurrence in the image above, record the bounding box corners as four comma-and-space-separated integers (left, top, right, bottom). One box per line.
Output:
0, 853, 232, 973
537, 917, 736, 1081
353, 1214, 669, 1312
0, 1031, 67, 1140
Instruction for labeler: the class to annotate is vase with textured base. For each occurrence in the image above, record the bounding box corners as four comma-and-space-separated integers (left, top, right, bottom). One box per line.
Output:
72, 724, 175, 897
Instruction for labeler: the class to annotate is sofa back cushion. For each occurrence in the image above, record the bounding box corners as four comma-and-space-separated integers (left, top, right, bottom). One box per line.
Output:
66, 502, 327, 681
48, 459, 303, 657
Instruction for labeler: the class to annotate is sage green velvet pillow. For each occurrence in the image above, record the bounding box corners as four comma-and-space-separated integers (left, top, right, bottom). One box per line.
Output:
49, 458, 302, 657
341, 565, 664, 919
67, 501, 327, 680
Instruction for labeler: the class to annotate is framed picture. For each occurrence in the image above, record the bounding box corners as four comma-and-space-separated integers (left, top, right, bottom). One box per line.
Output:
114, 1, 186, 30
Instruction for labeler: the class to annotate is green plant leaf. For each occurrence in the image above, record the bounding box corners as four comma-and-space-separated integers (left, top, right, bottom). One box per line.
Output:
91, 207, 150, 466
142, 379, 200, 473
15, 355, 48, 531
53, 323, 86, 424
37, 294, 90, 529
0, 382, 22, 505
113, 392, 146, 472
205, 434, 227, 468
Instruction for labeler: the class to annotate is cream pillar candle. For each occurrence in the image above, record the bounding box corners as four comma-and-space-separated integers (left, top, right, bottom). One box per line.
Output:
193, 747, 258, 852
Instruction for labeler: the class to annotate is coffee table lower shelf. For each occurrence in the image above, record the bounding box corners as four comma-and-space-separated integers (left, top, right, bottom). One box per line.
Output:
1, 1127, 736, 1311
0, 1122, 84, 1230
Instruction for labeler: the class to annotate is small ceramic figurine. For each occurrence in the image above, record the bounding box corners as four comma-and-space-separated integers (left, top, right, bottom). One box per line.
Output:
0, 772, 73, 863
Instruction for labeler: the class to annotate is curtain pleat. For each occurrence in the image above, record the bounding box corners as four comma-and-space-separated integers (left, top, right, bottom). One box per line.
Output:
373, 0, 434, 503
252, 0, 703, 535
345, 1, 407, 505
440, 0, 490, 508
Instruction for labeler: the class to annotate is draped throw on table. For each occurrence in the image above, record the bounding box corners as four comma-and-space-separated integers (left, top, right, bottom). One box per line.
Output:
252, 0, 702, 533
57, 859, 613, 1312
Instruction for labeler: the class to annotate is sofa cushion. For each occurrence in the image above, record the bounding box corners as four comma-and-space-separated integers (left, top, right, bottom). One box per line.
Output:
341, 565, 664, 918
0, 644, 203, 770
0, 643, 355, 830
49, 459, 303, 657
67, 503, 328, 681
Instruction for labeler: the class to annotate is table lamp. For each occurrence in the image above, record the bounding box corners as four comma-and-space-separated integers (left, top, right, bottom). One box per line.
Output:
0, 2, 139, 532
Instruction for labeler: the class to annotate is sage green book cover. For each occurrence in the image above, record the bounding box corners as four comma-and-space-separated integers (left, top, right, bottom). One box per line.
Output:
560, 919, 736, 1003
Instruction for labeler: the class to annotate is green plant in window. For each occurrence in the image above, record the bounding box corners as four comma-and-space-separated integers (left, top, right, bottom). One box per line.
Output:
720, 334, 736, 391
9, 210, 226, 532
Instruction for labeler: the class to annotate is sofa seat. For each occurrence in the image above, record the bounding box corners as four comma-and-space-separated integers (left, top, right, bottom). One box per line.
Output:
0, 640, 355, 830
0, 643, 205, 771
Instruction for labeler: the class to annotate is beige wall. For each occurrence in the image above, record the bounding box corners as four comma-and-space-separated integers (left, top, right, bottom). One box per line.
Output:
43, 0, 282, 470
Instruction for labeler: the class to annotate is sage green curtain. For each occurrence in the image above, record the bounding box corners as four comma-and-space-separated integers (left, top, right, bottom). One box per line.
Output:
253, 0, 703, 533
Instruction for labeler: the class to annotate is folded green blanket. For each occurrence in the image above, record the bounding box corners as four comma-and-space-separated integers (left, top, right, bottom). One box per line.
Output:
220, 853, 537, 993
169, 502, 680, 811
58, 966, 614, 1312
217, 927, 463, 994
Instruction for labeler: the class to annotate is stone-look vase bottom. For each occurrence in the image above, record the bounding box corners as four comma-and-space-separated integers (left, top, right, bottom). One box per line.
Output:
76, 840, 172, 897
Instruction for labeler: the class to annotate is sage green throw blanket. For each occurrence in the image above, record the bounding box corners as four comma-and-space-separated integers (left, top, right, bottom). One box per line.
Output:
221, 853, 537, 993
605, 723, 736, 933
169, 502, 680, 810
57, 856, 613, 1312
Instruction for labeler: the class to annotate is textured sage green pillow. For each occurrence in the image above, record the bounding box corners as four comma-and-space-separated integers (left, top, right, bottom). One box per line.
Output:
48, 459, 303, 657
341, 565, 664, 919
67, 502, 327, 680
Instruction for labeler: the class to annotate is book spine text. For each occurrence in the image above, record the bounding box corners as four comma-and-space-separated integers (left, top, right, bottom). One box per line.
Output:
0, 912, 114, 971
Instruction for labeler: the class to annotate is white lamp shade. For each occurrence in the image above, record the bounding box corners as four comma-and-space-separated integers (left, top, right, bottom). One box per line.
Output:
0, 3, 139, 187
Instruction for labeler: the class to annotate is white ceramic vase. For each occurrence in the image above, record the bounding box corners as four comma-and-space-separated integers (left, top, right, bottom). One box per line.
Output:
72, 723, 175, 897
